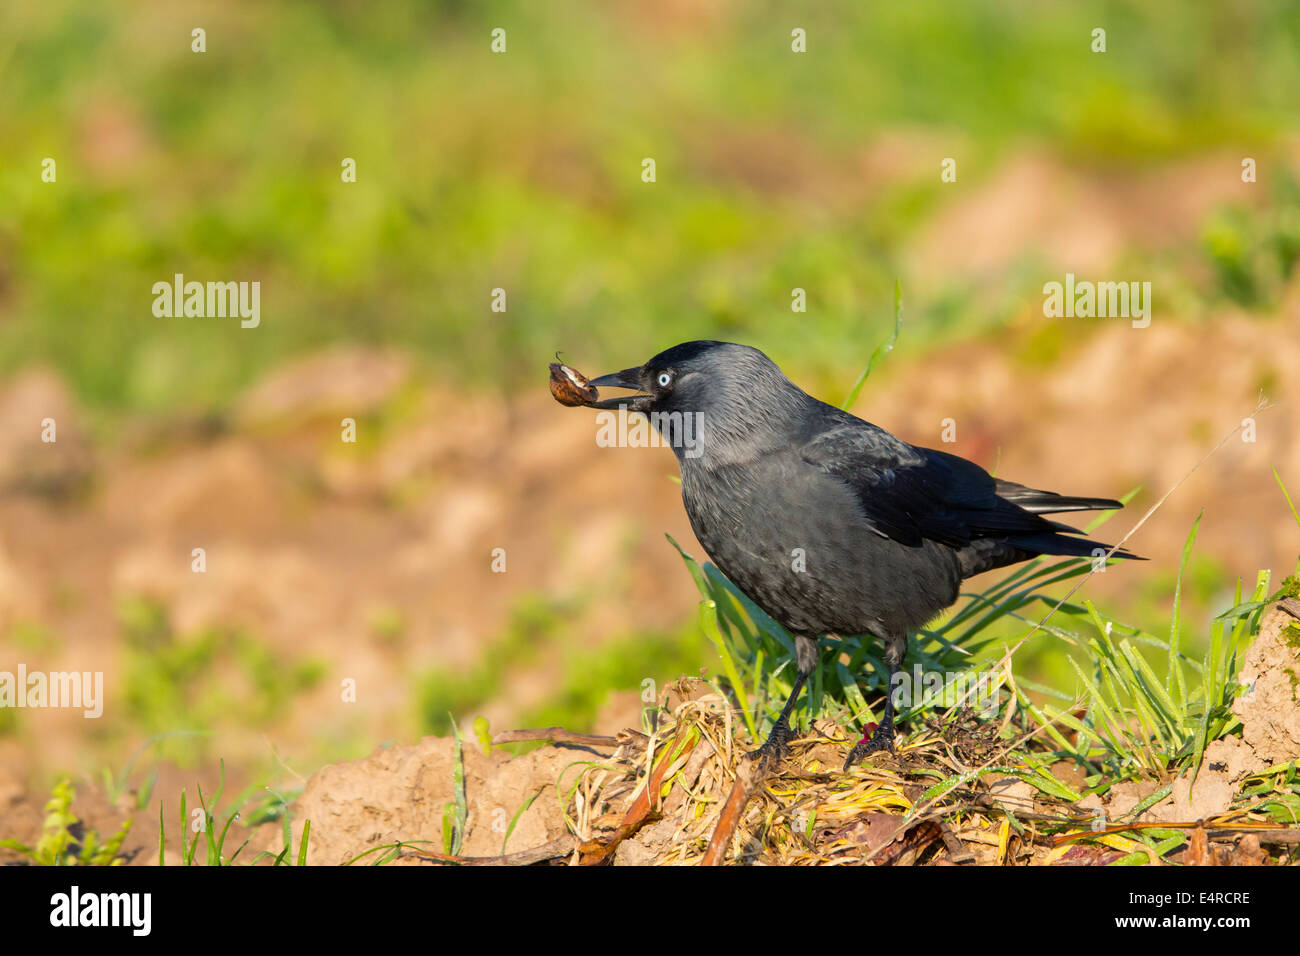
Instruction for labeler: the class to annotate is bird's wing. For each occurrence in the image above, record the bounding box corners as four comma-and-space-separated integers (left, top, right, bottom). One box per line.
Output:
992, 479, 1123, 514
799, 421, 1093, 550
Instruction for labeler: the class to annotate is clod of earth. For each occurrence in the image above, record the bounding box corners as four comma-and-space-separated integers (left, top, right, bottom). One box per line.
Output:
1232, 597, 1300, 764
548, 359, 598, 407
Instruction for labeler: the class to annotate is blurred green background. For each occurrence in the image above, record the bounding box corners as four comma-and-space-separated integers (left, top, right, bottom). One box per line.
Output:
1, 0, 1298, 790
3, 0, 1299, 415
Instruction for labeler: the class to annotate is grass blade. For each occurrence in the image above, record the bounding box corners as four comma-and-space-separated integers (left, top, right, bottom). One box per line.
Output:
841, 279, 902, 413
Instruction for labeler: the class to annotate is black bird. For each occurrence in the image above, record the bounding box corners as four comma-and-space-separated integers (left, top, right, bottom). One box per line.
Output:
585, 341, 1138, 768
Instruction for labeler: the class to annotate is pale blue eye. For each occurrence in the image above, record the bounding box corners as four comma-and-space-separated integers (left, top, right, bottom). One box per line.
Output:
657, 372, 673, 388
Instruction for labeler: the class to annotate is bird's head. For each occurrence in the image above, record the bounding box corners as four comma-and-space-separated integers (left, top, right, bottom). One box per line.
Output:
588, 341, 807, 461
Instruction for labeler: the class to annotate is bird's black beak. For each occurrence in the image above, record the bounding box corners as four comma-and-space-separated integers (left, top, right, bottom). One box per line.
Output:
587, 367, 650, 410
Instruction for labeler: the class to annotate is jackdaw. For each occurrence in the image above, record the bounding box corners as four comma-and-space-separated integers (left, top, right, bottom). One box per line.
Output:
585, 341, 1138, 767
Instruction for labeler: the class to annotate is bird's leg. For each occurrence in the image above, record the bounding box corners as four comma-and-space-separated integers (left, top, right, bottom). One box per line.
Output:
746, 634, 817, 765
843, 688, 896, 768
745, 671, 806, 763
844, 633, 905, 769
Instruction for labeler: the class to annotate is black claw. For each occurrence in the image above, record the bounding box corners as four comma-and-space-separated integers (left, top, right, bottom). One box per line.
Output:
843, 717, 896, 770
746, 721, 795, 765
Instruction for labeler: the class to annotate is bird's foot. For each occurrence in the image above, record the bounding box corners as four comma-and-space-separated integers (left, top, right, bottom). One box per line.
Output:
746, 721, 796, 769
843, 716, 896, 770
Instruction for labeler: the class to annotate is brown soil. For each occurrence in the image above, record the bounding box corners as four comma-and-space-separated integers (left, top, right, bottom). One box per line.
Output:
1232, 599, 1300, 764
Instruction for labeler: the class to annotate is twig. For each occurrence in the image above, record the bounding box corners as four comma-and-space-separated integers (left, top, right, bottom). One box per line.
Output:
492, 728, 629, 748
701, 744, 790, 867
701, 758, 768, 866
408, 834, 577, 866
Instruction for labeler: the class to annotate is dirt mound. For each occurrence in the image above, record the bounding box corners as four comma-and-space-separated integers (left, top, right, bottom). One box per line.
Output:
1233, 597, 1300, 764
290, 734, 579, 865
911, 150, 1262, 284
289, 648, 1299, 866
0, 366, 92, 500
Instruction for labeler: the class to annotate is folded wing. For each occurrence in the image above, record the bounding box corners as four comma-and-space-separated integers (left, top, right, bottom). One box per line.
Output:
799, 419, 1139, 571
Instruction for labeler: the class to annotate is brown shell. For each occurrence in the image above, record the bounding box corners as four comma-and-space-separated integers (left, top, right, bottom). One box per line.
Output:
549, 362, 599, 407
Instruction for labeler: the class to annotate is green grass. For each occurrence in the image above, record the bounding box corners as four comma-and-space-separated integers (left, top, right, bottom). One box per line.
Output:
1202, 174, 1300, 307
519, 621, 709, 733
416, 595, 571, 735
116, 596, 326, 764
418, 591, 710, 738
153, 765, 310, 866
442, 720, 467, 856
0, 776, 133, 866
